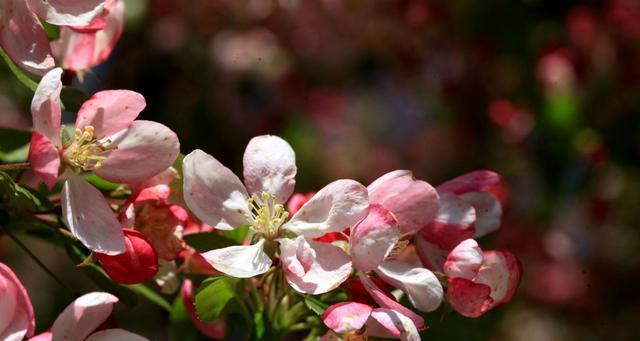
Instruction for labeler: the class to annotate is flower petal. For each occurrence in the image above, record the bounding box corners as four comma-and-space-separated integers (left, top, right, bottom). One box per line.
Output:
414, 236, 448, 272
26, 0, 105, 26
0, 262, 35, 341
95, 120, 180, 184
96, 229, 159, 285
357, 274, 425, 330
75, 90, 146, 138
443, 239, 483, 280
61, 175, 126, 255
436, 170, 501, 194
368, 170, 439, 234
243, 135, 297, 203
84, 329, 148, 341
366, 308, 420, 341
201, 239, 271, 278
283, 239, 352, 295
459, 192, 502, 238
474, 250, 522, 306
51, 292, 118, 341
321, 302, 372, 334
351, 204, 399, 271
0, 0, 55, 75
31, 68, 63, 144
28, 132, 60, 189
284, 179, 369, 238
279, 236, 316, 277
419, 192, 476, 250
446, 278, 493, 318
376, 260, 443, 312
183, 149, 249, 230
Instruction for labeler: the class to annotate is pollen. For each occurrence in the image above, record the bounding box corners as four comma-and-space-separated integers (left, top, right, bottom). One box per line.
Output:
244, 192, 289, 240
62, 125, 116, 172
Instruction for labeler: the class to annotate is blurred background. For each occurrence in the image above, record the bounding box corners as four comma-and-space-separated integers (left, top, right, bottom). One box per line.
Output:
2, 0, 640, 340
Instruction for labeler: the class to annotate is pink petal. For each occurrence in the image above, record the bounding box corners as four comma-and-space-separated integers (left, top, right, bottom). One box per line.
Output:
31, 68, 63, 145
286, 192, 314, 215
180, 279, 227, 339
459, 192, 502, 238
283, 240, 352, 295
279, 236, 316, 277
474, 250, 522, 306
95, 120, 180, 184
183, 149, 249, 231
350, 204, 399, 271
446, 278, 493, 318
414, 236, 448, 272
28, 331, 52, 341
284, 179, 369, 238
28, 131, 61, 189
436, 170, 501, 194
75, 90, 145, 139
366, 170, 410, 193
25, 0, 105, 26
366, 308, 420, 341
51, 292, 118, 341
357, 274, 425, 330
368, 170, 439, 234
375, 260, 443, 312
201, 239, 271, 278
0, 262, 35, 341
61, 175, 126, 255
242, 135, 297, 204
321, 302, 372, 334
0, 0, 55, 75
84, 329, 148, 341
443, 239, 483, 280
419, 192, 476, 250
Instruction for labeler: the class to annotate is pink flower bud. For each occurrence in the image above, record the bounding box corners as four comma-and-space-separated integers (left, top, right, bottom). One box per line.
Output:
97, 229, 159, 284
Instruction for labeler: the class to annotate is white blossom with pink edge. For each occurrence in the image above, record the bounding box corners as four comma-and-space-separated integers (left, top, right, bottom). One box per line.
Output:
183, 135, 369, 294
0, 262, 35, 341
0, 0, 105, 75
27, 67, 180, 255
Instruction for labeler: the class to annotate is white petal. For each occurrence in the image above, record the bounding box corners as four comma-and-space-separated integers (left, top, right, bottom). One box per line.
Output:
376, 260, 443, 312
31, 67, 63, 145
61, 175, 126, 255
26, 0, 105, 26
243, 135, 297, 203
51, 292, 118, 341
284, 179, 369, 238
366, 308, 420, 341
183, 149, 249, 230
460, 192, 502, 238
201, 239, 271, 278
85, 329, 148, 341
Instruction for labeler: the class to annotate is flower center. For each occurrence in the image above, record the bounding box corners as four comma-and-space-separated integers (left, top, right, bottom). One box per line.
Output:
62, 126, 116, 172
245, 192, 289, 240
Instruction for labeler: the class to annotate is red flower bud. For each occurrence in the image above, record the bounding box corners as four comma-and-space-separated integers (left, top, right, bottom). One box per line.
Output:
97, 228, 159, 284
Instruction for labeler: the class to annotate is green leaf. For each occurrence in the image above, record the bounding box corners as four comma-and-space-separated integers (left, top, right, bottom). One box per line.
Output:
0, 127, 30, 162
253, 310, 266, 339
0, 171, 52, 213
126, 284, 172, 312
195, 276, 241, 322
183, 232, 238, 252
303, 295, 328, 315
169, 296, 200, 341
40, 20, 60, 41
0, 47, 39, 91
223, 226, 250, 244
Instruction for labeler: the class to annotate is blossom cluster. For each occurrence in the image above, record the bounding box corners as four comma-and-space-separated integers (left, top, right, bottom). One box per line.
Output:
0, 1, 522, 340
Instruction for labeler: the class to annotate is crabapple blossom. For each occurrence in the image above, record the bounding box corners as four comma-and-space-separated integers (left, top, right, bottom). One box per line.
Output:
28, 67, 180, 255
180, 279, 227, 339
183, 135, 369, 294
96, 229, 159, 285
0, 262, 35, 341
0, 0, 105, 75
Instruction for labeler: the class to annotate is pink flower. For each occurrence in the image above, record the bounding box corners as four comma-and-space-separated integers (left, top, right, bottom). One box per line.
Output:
183, 135, 369, 294
31, 292, 148, 341
0, 0, 106, 75
28, 67, 180, 255
52, 0, 125, 72
96, 229, 159, 285
0, 262, 35, 341
417, 170, 504, 271
443, 239, 522, 318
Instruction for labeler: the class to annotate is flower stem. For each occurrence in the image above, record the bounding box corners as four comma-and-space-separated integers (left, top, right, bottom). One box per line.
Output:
0, 162, 31, 170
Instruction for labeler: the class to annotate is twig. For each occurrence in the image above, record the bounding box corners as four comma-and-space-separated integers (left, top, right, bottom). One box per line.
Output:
0, 162, 31, 171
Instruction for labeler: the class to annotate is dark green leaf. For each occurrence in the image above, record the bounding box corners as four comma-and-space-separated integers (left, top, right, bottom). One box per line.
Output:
170, 296, 200, 341
40, 20, 60, 40
303, 295, 329, 315
0, 127, 30, 161
0, 47, 38, 91
195, 276, 241, 322
223, 226, 249, 244
183, 232, 238, 252
0, 171, 53, 213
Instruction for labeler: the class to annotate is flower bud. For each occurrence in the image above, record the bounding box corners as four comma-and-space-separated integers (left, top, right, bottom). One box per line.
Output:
97, 229, 159, 284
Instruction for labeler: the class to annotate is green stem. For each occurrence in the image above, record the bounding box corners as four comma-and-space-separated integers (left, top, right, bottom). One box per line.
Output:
0, 163, 31, 170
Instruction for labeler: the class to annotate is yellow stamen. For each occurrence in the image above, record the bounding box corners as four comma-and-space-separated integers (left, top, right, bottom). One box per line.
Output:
62, 125, 116, 172
244, 191, 289, 240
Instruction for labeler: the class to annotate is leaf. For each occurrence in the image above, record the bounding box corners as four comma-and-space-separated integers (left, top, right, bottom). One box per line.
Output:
0, 127, 30, 162
0, 171, 53, 213
126, 284, 172, 312
224, 226, 250, 244
195, 276, 241, 322
169, 296, 200, 341
0, 47, 39, 91
253, 310, 266, 339
40, 20, 60, 41
183, 232, 238, 252
303, 295, 329, 315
